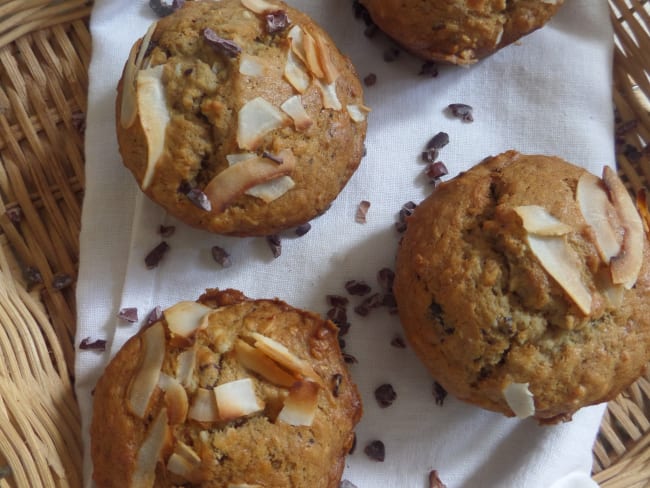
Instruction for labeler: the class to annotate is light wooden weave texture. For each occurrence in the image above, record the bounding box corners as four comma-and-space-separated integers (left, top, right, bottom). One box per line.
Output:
0, 0, 647, 486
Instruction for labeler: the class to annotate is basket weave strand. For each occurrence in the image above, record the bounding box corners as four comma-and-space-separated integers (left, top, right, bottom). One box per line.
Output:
0, 0, 648, 486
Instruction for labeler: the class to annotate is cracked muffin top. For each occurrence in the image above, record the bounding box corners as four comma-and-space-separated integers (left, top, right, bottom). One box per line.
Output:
393, 151, 650, 423
359, 0, 564, 64
116, 0, 367, 236
91, 289, 361, 487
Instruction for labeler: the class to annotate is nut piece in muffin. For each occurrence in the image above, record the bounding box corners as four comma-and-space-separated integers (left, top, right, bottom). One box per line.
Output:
91, 289, 362, 487
394, 151, 650, 423
359, 0, 564, 64
116, 0, 368, 236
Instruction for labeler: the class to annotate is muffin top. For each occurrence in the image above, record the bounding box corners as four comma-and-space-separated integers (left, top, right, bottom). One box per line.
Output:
91, 289, 361, 487
116, 0, 367, 236
394, 151, 650, 422
359, 0, 564, 64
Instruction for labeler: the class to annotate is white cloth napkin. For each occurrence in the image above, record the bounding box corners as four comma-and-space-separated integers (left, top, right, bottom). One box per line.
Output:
76, 0, 615, 486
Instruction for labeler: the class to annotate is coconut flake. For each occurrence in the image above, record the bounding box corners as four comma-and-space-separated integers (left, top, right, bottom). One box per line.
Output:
204, 150, 296, 212
315, 78, 342, 110
127, 322, 166, 419
176, 349, 197, 387
302, 29, 324, 79
576, 173, 622, 262
346, 104, 370, 123
237, 97, 288, 150
241, 0, 278, 14
513, 205, 573, 236
137, 65, 170, 190
164, 301, 212, 339
131, 408, 169, 488
239, 54, 266, 77
188, 388, 219, 422
314, 32, 338, 84
250, 332, 323, 386
214, 378, 264, 420
234, 339, 297, 387
283, 49, 311, 94
281, 95, 313, 131
246, 176, 295, 203
503, 382, 535, 419
157, 373, 189, 424
277, 381, 319, 426
287, 25, 307, 64
527, 235, 592, 315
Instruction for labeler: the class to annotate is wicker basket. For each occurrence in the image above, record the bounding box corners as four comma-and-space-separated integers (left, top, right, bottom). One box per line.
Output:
0, 0, 647, 486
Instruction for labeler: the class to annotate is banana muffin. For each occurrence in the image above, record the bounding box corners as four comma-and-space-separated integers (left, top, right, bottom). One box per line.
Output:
91, 289, 362, 487
116, 0, 367, 236
394, 151, 650, 423
359, 0, 564, 64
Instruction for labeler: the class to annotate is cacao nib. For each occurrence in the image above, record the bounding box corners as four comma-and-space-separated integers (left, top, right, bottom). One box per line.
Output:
354, 293, 382, 316
355, 200, 370, 223
429, 470, 447, 488
377, 267, 395, 292
390, 336, 406, 348
159, 225, 176, 237
149, 0, 184, 17
118, 307, 138, 323
203, 28, 241, 58
24, 266, 43, 285
419, 61, 439, 78
447, 103, 474, 122
426, 162, 449, 182
374, 383, 397, 408
422, 148, 439, 163
262, 151, 284, 165
364, 440, 385, 462
345, 280, 371, 296
79, 337, 107, 351
187, 188, 212, 211
145, 306, 163, 326
52, 273, 73, 290
6, 207, 22, 224
211, 245, 232, 268
266, 10, 290, 34
343, 352, 358, 364
295, 223, 311, 236
383, 47, 400, 62
71, 110, 86, 134
266, 234, 281, 259
427, 132, 449, 150
145, 241, 170, 269
433, 381, 447, 406
327, 295, 349, 307
364, 73, 377, 86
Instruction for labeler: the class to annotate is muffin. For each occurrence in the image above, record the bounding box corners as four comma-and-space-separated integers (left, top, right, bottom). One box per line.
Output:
394, 151, 650, 423
359, 0, 565, 64
116, 0, 367, 236
91, 289, 362, 487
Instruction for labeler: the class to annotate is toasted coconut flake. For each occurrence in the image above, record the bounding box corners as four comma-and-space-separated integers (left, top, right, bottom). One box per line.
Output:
277, 381, 320, 426
176, 349, 197, 387
250, 332, 323, 386
513, 205, 573, 236
241, 0, 278, 14
284, 50, 311, 94
158, 373, 189, 424
137, 65, 170, 190
315, 78, 342, 111
131, 408, 169, 488
188, 388, 219, 422
215, 378, 264, 420
167, 442, 201, 483
281, 96, 313, 131
226, 153, 257, 165
234, 339, 297, 387
603, 166, 644, 289
577, 173, 622, 262
127, 322, 166, 418
346, 104, 370, 124
637, 189, 650, 237
239, 54, 266, 77
246, 176, 295, 203
302, 29, 324, 79
314, 32, 338, 84
164, 301, 212, 339
204, 149, 296, 212
503, 382, 535, 419
527, 235, 592, 315
237, 97, 288, 150
287, 25, 307, 64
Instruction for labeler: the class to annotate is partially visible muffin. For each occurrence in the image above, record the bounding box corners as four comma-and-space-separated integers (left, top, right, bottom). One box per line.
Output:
394, 151, 650, 423
91, 289, 361, 487
117, 0, 367, 236
359, 0, 564, 64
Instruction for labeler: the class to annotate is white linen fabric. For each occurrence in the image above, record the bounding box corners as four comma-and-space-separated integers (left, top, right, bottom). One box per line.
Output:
76, 0, 614, 486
